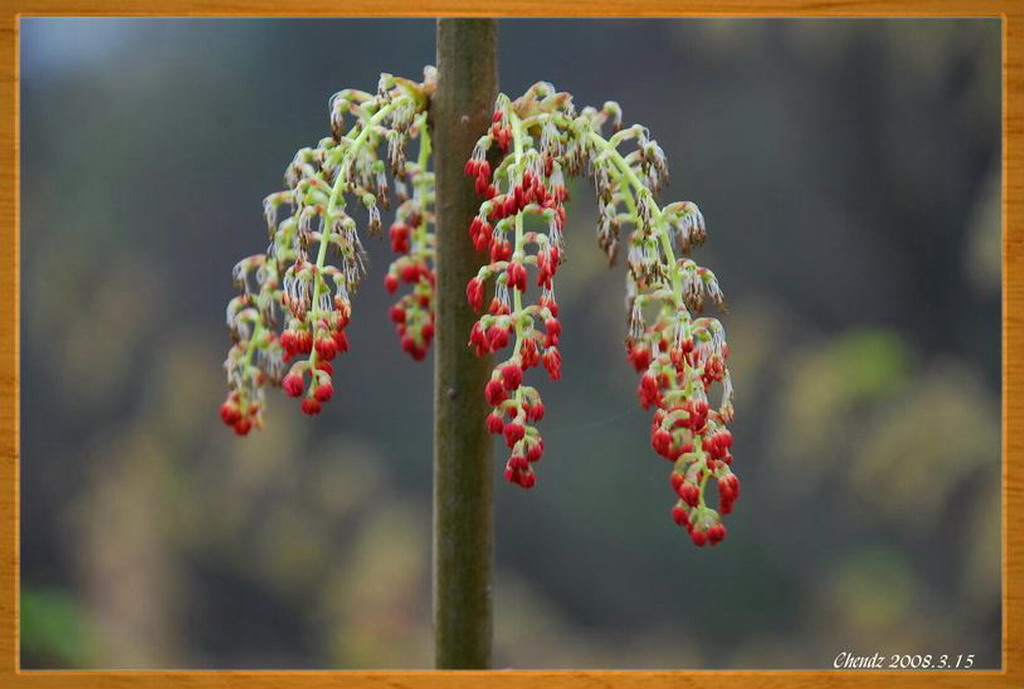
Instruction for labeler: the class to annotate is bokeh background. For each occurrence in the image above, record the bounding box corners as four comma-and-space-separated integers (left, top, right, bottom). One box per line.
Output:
19, 18, 1002, 669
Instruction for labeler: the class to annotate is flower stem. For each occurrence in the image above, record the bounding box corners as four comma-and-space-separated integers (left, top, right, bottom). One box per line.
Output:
307, 96, 406, 373
586, 130, 682, 297
510, 111, 526, 363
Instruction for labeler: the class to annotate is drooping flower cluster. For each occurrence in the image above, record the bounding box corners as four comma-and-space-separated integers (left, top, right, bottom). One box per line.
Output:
221, 67, 738, 546
385, 112, 436, 361
464, 91, 570, 489
466, 82, 738, 544
221, 69, 435, 432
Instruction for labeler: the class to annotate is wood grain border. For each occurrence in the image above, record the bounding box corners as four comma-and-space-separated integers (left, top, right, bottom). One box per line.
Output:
1, 4, 1020, 687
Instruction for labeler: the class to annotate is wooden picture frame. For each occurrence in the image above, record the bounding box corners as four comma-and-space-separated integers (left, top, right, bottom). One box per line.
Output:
1, 4, 1020, 688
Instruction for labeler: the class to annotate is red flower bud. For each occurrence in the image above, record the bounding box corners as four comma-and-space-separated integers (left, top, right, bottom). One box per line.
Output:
525, 438, 544, 462
400, 263, 420, 283
718, 474, 740, 514
314, 380, 333, 402
504, 463, 535, 489
488, 297, 511, 315
627, 343, 652, 373
534, 183, 549, 205
501, 362, 523, 391
315, 336, 337, 361
506, 262, 527, 292
219, 401, 241, 426
301, 397, 322, 416
389, 223, 410, 253
333, 329, 349, 353
282, 372, 305, 398
503, 422, 525, 448
489, 195, 506, 220
671, 503, 690, 527
544, 318, 561, 346
520, 337, 540, 368
490, 239, 512, 262
536, 251, 552, 288
639, 372, 661, 408
401, 336, 427, 361
542, 347, 561, 380
280, 330, 299, 356
466, 277, 485, 312
335, 299, 351, 324
485, 378, 508, 405
504, 464, 529, 486
538, 294, 559, 318
670, 472, 685, 494
679, 481, 700, 507
508, 455, 529, 472
514, 184, 527, 210
498, 128, 512, 151
487, 325, 510, 351
486, 412, 506, 434
384, 273, 399, 293
389, 304, 406, 323
652, 427, 673, 458
548, 245, 561, 269
233, 418, 253, 436
469, 322, 489, 356
472, 222, 494, 252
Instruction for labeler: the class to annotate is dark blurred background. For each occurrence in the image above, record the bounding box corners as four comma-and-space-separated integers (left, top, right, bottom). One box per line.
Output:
18, 18, 1001, 669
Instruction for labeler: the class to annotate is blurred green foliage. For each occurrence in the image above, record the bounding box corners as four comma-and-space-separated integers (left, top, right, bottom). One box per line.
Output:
21, 587, 95, 668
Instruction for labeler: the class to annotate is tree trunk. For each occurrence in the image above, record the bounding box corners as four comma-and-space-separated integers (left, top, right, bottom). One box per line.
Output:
431, 18, 498, 670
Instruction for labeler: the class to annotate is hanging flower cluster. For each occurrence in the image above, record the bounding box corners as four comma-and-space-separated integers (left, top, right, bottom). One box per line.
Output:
221, 68, 435, 432
385, 106, 436, 361
221, 69, 737, 546
465, 82, 738, 544
463, 91, 569, 490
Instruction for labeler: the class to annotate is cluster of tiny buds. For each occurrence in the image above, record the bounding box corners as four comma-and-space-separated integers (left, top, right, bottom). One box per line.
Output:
221, 69, 435, 432
278, 296, 350, 415
463, 82, 737, 544
465, 90, 571, 489
628, 306, 736, 545
384, 113, 436, 361
221, 257, 278, 435
223, 69, 738, 547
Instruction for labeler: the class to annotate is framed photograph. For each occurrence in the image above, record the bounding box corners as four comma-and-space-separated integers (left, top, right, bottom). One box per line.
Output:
2, 4, 1020, 689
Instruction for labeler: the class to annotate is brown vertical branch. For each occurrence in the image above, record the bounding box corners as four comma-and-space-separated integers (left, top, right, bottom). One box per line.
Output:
431, 18, 498, 670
